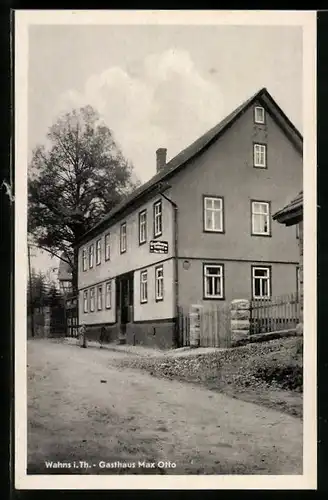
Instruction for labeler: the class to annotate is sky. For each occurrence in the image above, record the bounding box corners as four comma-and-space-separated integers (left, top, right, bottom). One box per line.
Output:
28, 23, 303, 276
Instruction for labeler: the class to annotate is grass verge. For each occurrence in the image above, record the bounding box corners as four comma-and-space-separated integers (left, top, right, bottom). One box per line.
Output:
113, 337, 303, 418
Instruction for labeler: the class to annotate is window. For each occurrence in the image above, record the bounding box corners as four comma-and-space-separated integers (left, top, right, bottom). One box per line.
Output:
253, 143, 267, 168
153, 200, 162, 237
105, 281, 112, 309
254, 106, 265, 124
155, 266, 164, 301
204, 196, 224, 232
140, 270, 148, 303
89, 287, 95, 312
120, 222, 127, 253
82, 249, 87, 271
96, 239, 101, 265
252, 267, 271, 299
83, 290, 88, 313
105, 233, 110, 261
139, 210, 147, 244
251, 201, 270, 236
97, 285, 103, 311
204, 264, 224, 299
89, 244, 94, 268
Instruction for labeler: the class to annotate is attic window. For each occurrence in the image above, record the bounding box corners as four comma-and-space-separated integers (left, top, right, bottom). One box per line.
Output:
254, 106, 265, 124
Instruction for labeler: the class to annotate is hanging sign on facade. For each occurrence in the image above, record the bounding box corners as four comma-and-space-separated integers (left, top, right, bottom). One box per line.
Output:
149, 240, 169, 254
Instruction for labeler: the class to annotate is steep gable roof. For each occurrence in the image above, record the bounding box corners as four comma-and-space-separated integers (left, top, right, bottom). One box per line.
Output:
77, 87, 303, 245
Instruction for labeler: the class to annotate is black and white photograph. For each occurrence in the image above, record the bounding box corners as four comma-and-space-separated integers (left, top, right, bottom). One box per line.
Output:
15, 10, 317, 489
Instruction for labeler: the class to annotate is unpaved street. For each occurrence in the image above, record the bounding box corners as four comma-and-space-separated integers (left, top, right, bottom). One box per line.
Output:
27, 339, 302, 475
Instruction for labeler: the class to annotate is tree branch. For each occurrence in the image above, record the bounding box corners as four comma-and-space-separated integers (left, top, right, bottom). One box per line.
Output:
32, 244, 72, 266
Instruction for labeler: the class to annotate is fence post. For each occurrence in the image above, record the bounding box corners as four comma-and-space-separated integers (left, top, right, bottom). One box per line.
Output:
230, 299, 250, 344
189, 304, 202, 348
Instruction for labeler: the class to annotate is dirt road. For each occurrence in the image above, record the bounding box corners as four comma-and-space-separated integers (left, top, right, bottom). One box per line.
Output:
27, 339, 302, 475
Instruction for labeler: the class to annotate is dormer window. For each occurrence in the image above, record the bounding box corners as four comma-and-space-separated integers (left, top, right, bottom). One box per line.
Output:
254, 106, 265, 124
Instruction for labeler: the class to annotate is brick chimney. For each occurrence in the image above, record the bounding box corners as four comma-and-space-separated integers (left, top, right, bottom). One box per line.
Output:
156, 148, 167, 173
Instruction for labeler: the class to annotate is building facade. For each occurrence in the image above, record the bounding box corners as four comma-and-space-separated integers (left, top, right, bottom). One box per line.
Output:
76, 88, 303, 348
273, 191, 303, 333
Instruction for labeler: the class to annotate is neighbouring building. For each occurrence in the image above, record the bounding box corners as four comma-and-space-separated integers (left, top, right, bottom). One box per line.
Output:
58, 254, 73, 295
76, 87, 303, 348
273, 191, 303, 333
58, 254, 79, 336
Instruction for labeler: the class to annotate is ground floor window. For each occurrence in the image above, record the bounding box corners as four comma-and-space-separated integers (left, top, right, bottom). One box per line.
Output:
252, 266, 271, 299
155, 266, 164, 301
203, 264, 224, 299
140, 270, 148, 303
105, 281, 112, 309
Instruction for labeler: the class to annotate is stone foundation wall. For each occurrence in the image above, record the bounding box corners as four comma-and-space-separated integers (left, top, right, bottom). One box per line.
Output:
84, 320, 175, 349
126, 321, 175, 349
85, 323, 120, 344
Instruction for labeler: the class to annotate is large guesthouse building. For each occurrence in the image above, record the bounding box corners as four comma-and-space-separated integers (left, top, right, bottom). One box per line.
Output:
76, 88, 303, 348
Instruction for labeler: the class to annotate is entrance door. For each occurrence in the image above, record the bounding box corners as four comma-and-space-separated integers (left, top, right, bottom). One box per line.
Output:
116, 272, 134, 334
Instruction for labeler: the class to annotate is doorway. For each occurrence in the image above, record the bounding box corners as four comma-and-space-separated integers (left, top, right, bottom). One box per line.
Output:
116, 272, 134, 335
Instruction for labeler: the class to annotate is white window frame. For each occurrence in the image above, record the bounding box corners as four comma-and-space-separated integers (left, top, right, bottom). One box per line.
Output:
120, 222, 127, 253
97, 285, 103, 311
105, 281, 112, 309
89, 244, 94, 268
251, 201, 270, 236
253, 143, 267, 168
154, 201, 162, 237
82, 249, 87, 272
140, 270, 148, 303
96, 238, 102, 265
139, 210, 147, 244
204, 196, 224, 233
252, 266, 271, 299
89, 287, 95, 312
105, 233, 110, 261
254, 106, 265, 124
83, 290, 88, 313
155, 266, 164, 301
204, 264, 224, 299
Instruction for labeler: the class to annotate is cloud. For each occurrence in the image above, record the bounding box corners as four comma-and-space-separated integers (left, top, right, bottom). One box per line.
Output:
55, 48, 224, 182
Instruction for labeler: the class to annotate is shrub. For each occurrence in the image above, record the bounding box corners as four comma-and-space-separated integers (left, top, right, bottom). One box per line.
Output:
254, 361, 303, 392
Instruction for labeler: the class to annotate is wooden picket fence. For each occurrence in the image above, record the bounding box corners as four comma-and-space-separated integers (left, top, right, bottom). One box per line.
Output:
178, 303, 231, 348
250, 292, 301, 335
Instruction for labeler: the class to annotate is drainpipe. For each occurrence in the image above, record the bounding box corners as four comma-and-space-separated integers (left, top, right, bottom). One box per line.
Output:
159, 191, 179, 348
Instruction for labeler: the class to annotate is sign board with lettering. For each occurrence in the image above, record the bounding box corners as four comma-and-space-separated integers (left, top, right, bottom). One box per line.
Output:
149, 240, 169, 254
